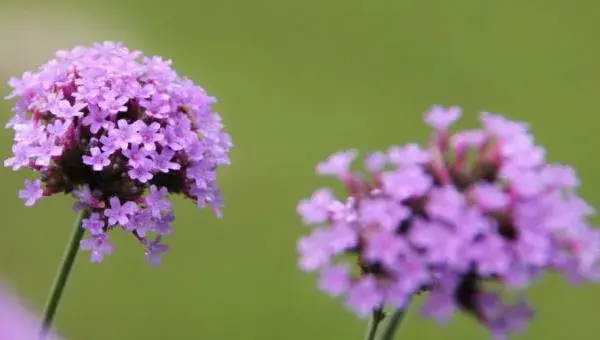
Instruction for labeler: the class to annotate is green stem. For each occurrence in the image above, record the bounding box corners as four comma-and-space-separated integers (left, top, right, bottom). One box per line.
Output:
40, 210, 86, 338
378, 307, 409, 340
363, 308, 385, 340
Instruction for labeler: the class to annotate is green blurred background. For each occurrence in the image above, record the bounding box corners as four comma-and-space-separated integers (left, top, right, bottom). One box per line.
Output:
1, 0, 599, 339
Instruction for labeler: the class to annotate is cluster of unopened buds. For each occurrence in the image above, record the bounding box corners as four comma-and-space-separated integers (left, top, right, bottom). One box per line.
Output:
4, 42, 232, 265
297, 106, 600, 339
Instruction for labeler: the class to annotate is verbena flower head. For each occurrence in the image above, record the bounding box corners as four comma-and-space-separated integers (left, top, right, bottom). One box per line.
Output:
4, 42, 233, 265
0, 282, 62, 340
297, 106, 599, 339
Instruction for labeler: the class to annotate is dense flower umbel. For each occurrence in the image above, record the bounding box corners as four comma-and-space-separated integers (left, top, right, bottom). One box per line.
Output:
0, 282, 62, 340
4, 42, 232, 265
297, 106, 600, 339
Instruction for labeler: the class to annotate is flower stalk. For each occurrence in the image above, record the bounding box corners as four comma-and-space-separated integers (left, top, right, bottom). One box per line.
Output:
379, 307, 409, 340
363, 308, 385, 340
40, 210, 86, 337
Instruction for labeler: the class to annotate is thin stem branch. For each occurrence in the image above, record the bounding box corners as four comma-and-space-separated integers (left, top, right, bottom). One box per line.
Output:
379, 307, 409, 340
363, 308, 385, 340
40, 210, 86, 338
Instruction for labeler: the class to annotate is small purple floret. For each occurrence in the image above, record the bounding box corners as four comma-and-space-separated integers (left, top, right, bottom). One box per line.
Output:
18, 179, 44, 206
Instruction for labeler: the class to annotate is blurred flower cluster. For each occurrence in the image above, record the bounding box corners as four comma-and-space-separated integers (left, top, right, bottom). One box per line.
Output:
4, 42, 232, 265
0, 282, 62, 340
297, 106, 600, 338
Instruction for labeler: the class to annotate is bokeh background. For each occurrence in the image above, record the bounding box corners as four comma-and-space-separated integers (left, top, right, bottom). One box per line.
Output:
1, 0, 599, 339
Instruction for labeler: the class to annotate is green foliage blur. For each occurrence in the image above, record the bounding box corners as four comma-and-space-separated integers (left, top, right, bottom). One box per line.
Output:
1, 0, 599, 339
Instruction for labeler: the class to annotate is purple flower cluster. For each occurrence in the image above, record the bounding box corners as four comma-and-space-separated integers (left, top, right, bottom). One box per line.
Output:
4, 42, 232, 265
0, 282, 62, 340
297, 106, 600, 339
